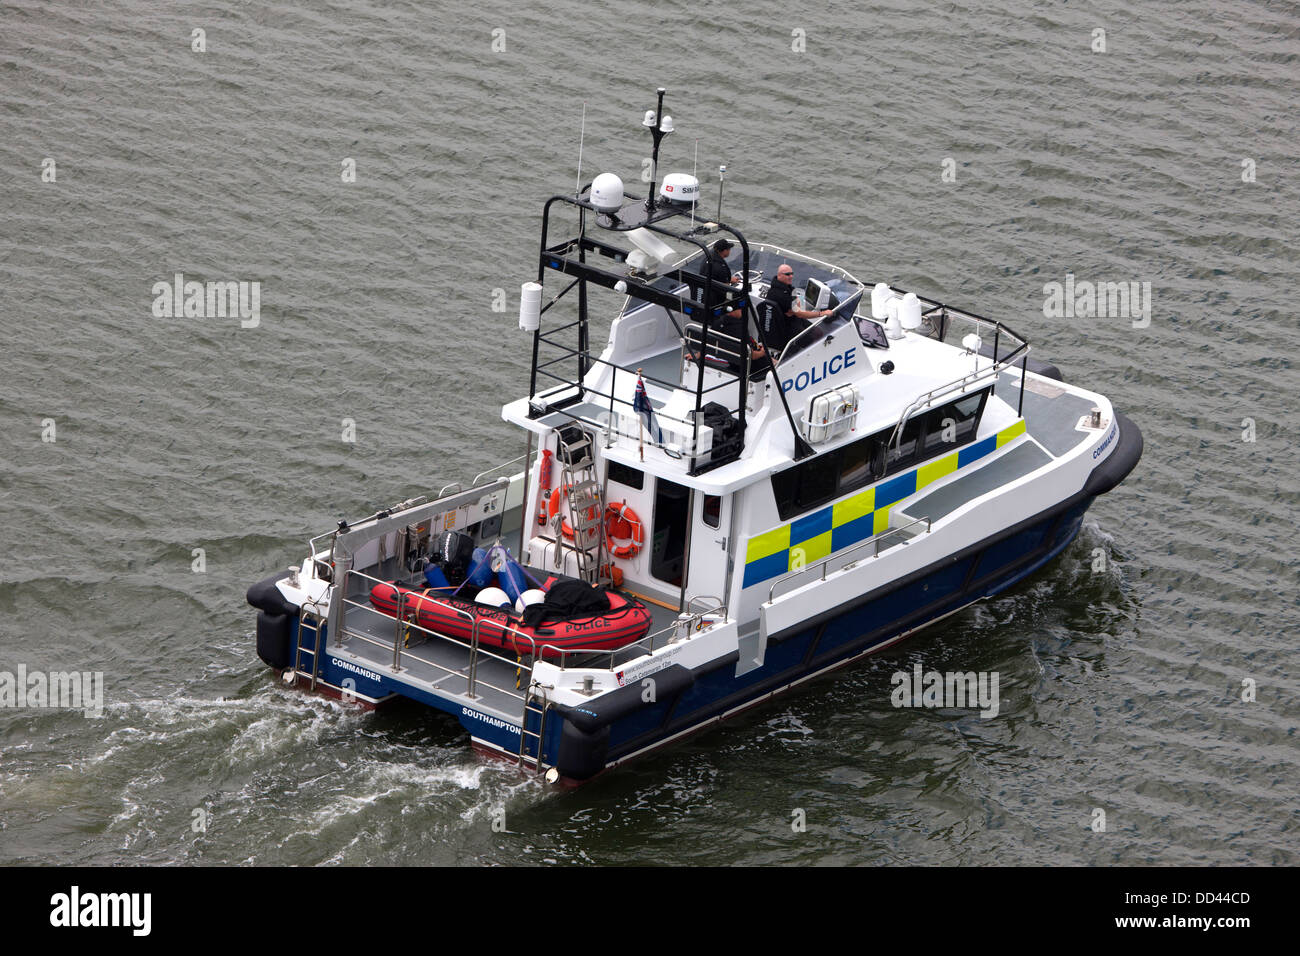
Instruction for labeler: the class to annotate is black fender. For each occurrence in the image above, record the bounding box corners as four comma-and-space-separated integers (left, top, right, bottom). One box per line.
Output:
248, 571, 301, 670
549, 664, 695, 780
256, 611, 294, 669
1082, 411, 1144, 498
554, 721, 610, 781
246, 570, 299, 617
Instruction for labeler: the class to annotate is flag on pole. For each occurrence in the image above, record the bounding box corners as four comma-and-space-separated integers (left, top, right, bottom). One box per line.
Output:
633, 370, 661, 460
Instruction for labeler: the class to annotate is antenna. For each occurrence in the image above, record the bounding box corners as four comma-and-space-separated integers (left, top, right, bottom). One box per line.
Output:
645, 87, 670, 212
717, 164, 727, 221
575, 101, 587, 199
690, 139, 699, 231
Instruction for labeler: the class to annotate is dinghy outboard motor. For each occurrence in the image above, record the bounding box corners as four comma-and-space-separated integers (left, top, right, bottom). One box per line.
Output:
429, 531, 475, 584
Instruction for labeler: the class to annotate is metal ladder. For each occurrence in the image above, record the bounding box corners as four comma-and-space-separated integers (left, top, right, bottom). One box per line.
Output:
556, 429, 609, 585
517, 684, 554, 774
292, 604, 327, 692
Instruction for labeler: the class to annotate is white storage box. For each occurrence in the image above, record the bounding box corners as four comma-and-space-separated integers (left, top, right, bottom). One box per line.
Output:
805, 385, 860, 443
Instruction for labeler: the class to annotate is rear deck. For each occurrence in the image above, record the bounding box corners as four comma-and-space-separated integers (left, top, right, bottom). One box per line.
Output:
327, 576, 684, 726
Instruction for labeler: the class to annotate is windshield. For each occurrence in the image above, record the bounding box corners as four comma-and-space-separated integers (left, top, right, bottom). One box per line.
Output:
778, 290, 864, 366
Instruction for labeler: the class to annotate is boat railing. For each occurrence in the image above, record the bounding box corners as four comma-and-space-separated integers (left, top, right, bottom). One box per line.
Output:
744, 243, 864, 288
337, 568, 536, 705
306, 480, 509, 573
681, 321, 745, 364
534, 354, 736, 463
884, 308, 1031, 451
335, 568, 728, 709
536, 596, 728, 671
472, 452, 532, 486
765, 514, 934, 605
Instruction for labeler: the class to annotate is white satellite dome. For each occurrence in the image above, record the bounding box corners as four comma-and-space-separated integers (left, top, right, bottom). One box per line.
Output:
590, 172, 625, 212
659, 173, 699, 204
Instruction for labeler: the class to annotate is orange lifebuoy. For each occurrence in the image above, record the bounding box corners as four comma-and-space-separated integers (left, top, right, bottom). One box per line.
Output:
547, 486, 597, 539
605, 502, 644, 559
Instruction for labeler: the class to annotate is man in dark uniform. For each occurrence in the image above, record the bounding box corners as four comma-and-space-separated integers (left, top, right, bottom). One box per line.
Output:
698, 238, 765, 374
764, 264, 835, 354
704, 238, 737, 290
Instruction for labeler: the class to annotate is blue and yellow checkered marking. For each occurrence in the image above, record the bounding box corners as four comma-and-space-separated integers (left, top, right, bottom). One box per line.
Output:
742, 420, 1026, 589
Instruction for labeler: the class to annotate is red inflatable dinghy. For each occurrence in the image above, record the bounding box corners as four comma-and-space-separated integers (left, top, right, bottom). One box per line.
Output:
368, 581, 653, 660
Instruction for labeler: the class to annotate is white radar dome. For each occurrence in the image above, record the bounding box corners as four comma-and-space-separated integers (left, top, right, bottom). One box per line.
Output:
590, 173, 625, 212
659, 173, 699, 204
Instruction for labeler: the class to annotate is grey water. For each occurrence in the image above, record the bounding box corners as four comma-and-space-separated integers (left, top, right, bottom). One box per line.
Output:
1, 0, 1297, 865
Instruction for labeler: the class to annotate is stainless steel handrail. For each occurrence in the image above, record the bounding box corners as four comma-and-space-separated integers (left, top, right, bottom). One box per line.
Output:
743, 242, 865, 288
338, 567, 562, 700
683, 322, 746, 362
766, 514, 934, 604
885, 312, 1029, 452
473, 453, 530, 486
341, 566, 477, 673
537, 598, 727, 670
305, 481, 506, 566
338, 596, 535, 704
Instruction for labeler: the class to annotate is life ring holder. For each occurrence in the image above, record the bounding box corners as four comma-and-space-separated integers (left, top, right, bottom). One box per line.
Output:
605, 502, 644, 559
547, 486, 597, 540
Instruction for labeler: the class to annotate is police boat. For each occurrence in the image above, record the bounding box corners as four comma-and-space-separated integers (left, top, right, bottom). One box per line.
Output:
246, 89, 1143, 783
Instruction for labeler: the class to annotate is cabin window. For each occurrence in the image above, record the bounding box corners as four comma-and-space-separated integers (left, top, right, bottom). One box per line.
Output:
771, 467, 801, 521
885, 418, 923, 474
608, 461, 644, 490
839, 438, 873, 492
770, 436, 879, 521
768, 387, 989, 521
800, 460, 838, 510
922, 390, 987, 454
702, 494, 722, 528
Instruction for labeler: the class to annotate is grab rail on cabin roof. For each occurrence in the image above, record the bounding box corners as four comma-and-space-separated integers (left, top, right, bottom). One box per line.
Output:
532, 357, 734, 462
885, 311, 1030, 453
682, 321, 747, 363
766, 514, 934, 605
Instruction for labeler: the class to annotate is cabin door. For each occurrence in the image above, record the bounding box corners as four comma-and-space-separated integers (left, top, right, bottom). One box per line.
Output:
649, 478, 691, 593
686, 492, 731, 608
